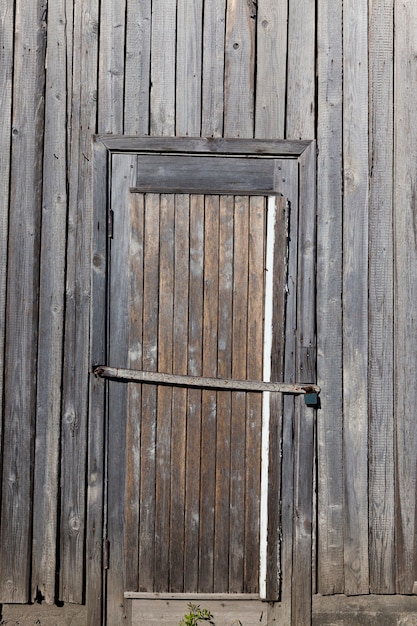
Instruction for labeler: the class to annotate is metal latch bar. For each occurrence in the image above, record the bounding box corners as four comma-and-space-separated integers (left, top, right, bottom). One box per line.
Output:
94, 365, 319, 396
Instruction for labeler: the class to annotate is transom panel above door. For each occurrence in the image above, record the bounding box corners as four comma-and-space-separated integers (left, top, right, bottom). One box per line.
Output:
90, 138, 317, 626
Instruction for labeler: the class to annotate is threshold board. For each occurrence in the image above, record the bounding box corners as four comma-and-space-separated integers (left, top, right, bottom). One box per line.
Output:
124, 593, 270, 626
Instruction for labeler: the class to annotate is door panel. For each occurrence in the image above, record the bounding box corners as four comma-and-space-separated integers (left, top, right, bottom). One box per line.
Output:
106, 190, 288, 617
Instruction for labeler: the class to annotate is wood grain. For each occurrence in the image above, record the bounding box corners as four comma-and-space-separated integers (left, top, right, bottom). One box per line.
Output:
169, 195, 190, 591
224, 0, 255, 138
229, 196, 249, 592
32, 0, 67, 603
214, 195, 234, 592
61, 0, 99, 605
184, 195, 204, 591
201, 0, 226, 136
98, 0, 125, 133
255, 0, 287, 138
106, 156, 136, 625
199, 195, 219, 591
316, 0, 344, 595
124, 0, 151, 134
394, 0, 417, 595
0, 0, 13, 540
150, 0, 176, 135
368, 0, 395, 594
124, 193, 145, 592
343, 0, 370, 595
138, 193, 160, 592
176, 0, 203, 136
0, 0, 46, 603
286, 0, 315, 139
154, 195, 175, 592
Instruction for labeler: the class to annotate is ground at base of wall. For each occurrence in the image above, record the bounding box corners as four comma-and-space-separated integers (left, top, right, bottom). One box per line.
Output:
0, 603, 86, 626
313, 594, 417, 626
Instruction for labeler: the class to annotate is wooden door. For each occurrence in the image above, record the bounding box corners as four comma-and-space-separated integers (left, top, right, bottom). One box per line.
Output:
105, 189, 288, 623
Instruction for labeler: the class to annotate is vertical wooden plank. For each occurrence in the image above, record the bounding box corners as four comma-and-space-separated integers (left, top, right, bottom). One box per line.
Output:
98, 0, 126, 133
184, 194, 204, 592
394, 0, 417, 595
201, 0, 226, 137
124, 193, 145, 592
169, 195, 190, 592
286, 0, 315, 139
292, 143, 316, 625
0, 0, 13, 510
86, 137, 108, 626
224, 0, 255, 138
176, 0, 203, 136
138, 193, 160, 592
61, 0, 99, 604
154, 195, 175, 591
264, 196, 288, 602
368, 0, 395, 595
255, 0, 287, 138
32, 0, 68, 603
199, 196, 219, 592
343, 0, 369, 595
229, 196, 249, 592
124, 0, 151, 134
106, 156, 136, 626
150, 0, 176, 136
244, 196, 265, 593
316, 0, 344, 595
0, 0, 46, 603
214, 195, 234, 592
274, 161, 298, 625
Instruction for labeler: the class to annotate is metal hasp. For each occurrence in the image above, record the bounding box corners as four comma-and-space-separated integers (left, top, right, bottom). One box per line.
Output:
93, 365, 320, 397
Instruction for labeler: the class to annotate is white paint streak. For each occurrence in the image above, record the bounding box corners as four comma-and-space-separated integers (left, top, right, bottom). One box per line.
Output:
259, 196, 276, 599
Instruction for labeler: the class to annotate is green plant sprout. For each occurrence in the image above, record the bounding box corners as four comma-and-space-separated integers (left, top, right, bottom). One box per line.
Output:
179, 603, 215, 626
179, 602, 245, 626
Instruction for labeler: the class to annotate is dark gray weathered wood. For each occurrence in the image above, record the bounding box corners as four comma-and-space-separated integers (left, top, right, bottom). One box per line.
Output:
0, 0, 46, 603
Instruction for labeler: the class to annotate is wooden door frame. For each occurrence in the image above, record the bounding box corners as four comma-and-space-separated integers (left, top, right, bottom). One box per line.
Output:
89, 137, 317, 626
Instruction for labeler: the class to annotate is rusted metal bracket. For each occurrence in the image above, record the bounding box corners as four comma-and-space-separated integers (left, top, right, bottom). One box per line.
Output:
93, 365, 320, 396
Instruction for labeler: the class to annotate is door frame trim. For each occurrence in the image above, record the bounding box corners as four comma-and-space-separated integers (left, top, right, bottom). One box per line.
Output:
89, 137, 316, 626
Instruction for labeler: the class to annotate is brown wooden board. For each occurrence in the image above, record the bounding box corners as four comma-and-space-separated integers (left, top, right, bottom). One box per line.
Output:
169, 195, 190, 591
184, 194, 205, 592
198, 196, 219, 592
138, 193, 160, 592
154, 194, 175, 591
214, 195, 234, 592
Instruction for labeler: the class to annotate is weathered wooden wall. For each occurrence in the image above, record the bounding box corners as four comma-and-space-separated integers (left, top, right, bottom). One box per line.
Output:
0, 0, 415, 614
